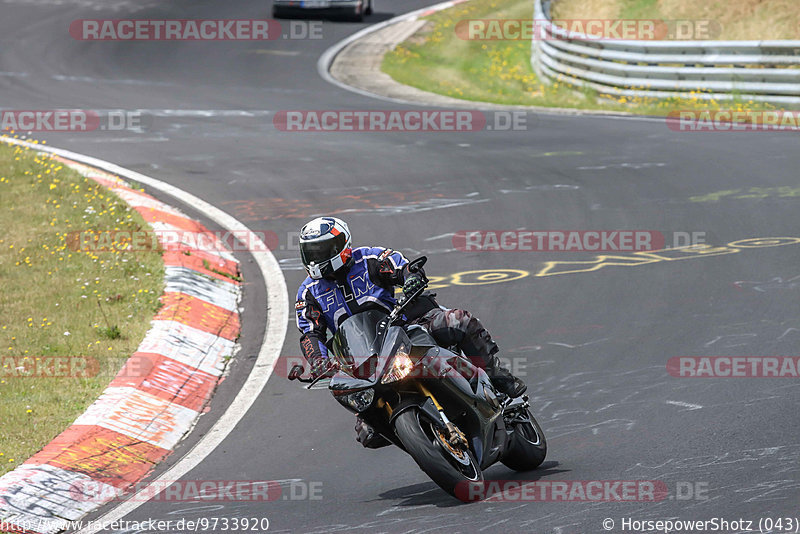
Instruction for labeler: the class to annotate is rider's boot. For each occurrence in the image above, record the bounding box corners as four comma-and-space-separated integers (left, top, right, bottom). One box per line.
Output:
355, 416, 391, 449
485, 354, 527, 398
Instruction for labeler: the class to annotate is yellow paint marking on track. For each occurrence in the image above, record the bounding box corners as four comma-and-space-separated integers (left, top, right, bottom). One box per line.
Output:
537, 238, 800, 278
428, 237, 800, 289
452, 269, 529, 285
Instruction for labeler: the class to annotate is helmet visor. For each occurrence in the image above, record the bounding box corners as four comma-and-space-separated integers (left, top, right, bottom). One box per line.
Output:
300, 232, 347, 266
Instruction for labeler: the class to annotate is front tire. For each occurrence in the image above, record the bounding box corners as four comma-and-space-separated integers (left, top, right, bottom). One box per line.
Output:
394, 409, 483, 501
501, 409, 547, 471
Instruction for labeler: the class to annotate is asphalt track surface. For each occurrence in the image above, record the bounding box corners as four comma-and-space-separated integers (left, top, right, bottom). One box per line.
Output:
2, 0, 800, 532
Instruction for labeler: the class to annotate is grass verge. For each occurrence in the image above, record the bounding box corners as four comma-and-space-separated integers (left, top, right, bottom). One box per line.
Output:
382, 0, 793, 114
0, 138, 163, 476
553, 0, 800, 40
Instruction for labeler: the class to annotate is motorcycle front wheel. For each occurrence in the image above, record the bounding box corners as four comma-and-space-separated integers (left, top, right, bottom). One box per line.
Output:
394, 408, 483, 501
500, 408, 547, 471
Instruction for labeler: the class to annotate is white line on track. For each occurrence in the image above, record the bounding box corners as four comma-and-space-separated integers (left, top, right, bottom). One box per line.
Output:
423, 232, 455, 241
60, 137, 170, 143
665, 400, 703, 410
117, 109, 274, 117
1, 137, 289, 534
50, 74, 176, 86
0, 109, 274, 118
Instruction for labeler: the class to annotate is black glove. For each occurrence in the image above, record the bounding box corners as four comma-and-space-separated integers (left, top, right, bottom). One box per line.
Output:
402, 273, 426, 298
308, 353, 332, 379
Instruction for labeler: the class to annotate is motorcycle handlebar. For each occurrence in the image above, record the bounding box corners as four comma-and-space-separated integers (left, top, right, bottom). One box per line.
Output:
387, 256, 429, 324
288, 364, 337, 388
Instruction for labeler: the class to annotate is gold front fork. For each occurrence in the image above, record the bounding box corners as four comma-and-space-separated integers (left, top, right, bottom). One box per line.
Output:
417, 382, 444, 410
377, 398, 393, 417
416, 382, 468, 448
378, 382, 440, 418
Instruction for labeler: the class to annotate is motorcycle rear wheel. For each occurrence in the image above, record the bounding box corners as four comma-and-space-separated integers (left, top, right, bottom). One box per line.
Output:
394, 408, 483, 501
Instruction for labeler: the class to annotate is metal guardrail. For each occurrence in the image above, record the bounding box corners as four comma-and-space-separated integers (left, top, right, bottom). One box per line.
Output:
531, 0, 800, 104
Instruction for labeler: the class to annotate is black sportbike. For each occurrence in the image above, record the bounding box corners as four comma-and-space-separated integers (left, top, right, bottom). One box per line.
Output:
289, 257, 546, 501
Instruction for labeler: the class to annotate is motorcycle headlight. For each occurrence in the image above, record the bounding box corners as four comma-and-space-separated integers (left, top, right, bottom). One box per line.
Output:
381, 349, 414, 384
342, 388, 375, 412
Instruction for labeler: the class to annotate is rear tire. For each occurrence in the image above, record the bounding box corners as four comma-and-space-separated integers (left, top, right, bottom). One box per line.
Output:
501, 409, 547, 471
394, 409, 483, 501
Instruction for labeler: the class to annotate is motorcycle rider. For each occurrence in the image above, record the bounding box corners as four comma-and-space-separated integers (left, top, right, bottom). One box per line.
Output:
294, 217, 526, 445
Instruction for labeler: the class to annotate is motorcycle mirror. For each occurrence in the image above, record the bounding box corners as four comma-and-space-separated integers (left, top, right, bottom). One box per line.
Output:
288, 364, 304, 381
407, 256, 427, 274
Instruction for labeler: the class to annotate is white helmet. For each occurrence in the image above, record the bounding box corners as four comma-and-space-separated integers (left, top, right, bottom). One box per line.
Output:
299, 216, 352, 279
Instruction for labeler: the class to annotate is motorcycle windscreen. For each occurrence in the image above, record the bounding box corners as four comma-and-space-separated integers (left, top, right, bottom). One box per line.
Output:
332, 310, 410, 382
332, 310, 387, 372
348, 327, 407, 382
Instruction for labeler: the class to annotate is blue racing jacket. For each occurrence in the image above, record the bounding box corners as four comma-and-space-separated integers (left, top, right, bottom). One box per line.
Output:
296, 246, 410, 362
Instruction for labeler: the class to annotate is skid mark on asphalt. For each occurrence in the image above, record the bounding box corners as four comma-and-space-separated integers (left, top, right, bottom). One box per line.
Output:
665, 400, 703, 411
546, 338, 609, 349
228, 181, 578, 224
337, 197, 491, 216
677, 382, 800, 413
703, 334, 759, 348
497, 183, 580, 194
734, 274, 800, 292
577, 162, 666, 171
529, 151, 585, 158
423, 232, 455, 242
623, 444, 800, 505
224, 190, 456, 220
533, 364, 794, 449
524, 371, 800, 527
700, 320, 800, 352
